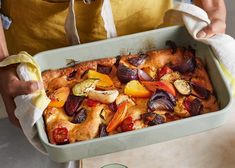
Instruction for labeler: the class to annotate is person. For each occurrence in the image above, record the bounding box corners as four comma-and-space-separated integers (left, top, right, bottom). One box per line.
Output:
0, 0, 227, 167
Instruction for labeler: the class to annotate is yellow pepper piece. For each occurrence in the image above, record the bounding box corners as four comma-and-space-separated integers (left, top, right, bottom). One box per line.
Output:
48, 87, 70, 108
124, 80, 151, 98
87, 70, 114, 89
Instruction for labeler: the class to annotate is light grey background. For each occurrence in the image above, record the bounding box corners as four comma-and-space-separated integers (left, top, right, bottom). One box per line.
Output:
0, 1, 235, 168
226, 0, 235, 37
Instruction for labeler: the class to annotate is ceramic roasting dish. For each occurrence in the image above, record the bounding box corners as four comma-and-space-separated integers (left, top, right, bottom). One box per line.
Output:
34, 26, 232, 162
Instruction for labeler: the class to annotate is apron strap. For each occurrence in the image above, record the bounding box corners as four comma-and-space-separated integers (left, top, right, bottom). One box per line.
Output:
64, 0, 117, 45
65, 0, 80, 45
101, 0, 117, 38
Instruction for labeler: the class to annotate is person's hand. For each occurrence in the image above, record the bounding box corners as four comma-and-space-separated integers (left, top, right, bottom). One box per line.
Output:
195, 0, 226, 38
197, 18, 226, 38
0, 65, 42, 127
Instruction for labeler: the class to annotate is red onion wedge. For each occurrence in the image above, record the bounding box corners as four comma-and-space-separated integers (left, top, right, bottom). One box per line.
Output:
148, 89, 176, 112
128, 53, 147, 67
97, 64, 112, 75
171, 47, 196, 74
138, 69, 153, 81
64, 95, 85, 116
191, 83, 211, 99
117, 63, 138, 83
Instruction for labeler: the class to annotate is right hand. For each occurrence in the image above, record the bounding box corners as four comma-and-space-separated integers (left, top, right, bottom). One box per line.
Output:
0, 64, 42, 128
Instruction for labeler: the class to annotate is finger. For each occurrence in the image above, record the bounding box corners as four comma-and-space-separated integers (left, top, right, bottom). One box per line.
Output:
2, 93, 21, 128
197, 20, 226, 38
11, 80, 43, 97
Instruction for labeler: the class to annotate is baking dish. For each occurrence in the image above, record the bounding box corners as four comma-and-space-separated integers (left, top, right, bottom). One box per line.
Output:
34, 26, 232, 162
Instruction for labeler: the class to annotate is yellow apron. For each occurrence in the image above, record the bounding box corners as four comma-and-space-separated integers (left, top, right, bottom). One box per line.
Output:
1, 0, 172, 55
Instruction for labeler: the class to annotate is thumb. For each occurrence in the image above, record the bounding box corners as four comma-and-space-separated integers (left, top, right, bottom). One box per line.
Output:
197, 19, 226, 38
12, 80, 43, 96
197, 25, 215, 39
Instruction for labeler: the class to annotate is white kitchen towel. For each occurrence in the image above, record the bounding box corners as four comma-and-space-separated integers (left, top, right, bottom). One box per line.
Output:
164, 2, 235, 95
0, 52, 51, 154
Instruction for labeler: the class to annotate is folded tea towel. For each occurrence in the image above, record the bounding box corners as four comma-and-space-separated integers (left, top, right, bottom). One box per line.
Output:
0, 52, 50, 154
164, 2, 235, 95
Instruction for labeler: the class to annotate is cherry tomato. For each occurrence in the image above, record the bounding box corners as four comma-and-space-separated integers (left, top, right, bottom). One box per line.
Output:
53, 127, 69, 145
158, 66, 173, 79
184, 98, 191, 112
86, 99, 99, 107
120, 117, 134, 132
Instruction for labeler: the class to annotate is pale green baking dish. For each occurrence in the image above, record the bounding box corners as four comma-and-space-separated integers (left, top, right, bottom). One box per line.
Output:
34, 26, 232, 162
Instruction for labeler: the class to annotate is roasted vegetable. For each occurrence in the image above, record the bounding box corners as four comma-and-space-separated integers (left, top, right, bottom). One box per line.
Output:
142, 67, 156, 79
124, 80, 151, 98
117, 63, 138, 83
148, 97, 175, 112
73, 108, 87, 124
165, 112, 180, 122
157, 66, 173, 79
160, 72, 181, 83
86, 99, 99, 107
138, 69, 153, 81
64, 95, 85, 116
171, 47, 196, 74
97, 64, 112, 75
87, 89, 119, 104
174, 97, 190, 118
99, 124, 109, 137
52, 127, 69, 145
48, 87, 70, 108
87, 70, 114, 89
47, 76, 68, 92
120, 116, 134, 132
108, 102, 117, 112
99, 108, 114, 125
141, 112, 165, 126
67, 70, 77, 80
114, 55, 121, 67
106, 101, 128, 132
174, 79, 191, 95
141, 81, 176, 96
184, 97, 203, 116
191, 83, 211, 99
148, 89, 176, 112
115, 94, 135, 106
72, 78, 98, 96
127, 54, 147, 67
